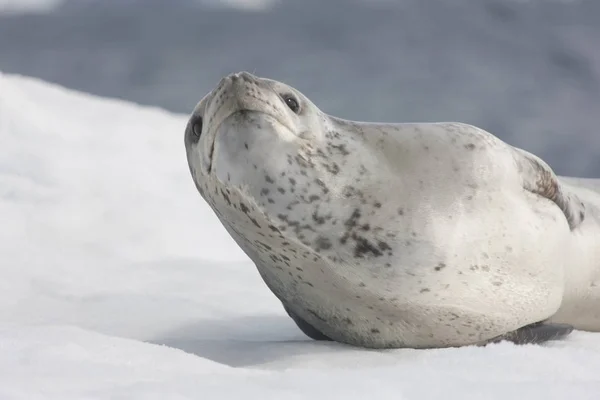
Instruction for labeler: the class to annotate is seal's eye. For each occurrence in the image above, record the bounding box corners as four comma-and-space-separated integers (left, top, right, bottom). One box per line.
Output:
191, 116, 203, 138
282, 94, 300, 114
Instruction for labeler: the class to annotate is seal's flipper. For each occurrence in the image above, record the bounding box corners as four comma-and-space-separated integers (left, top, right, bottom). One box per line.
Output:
283, 305, 333, 341
512, 148, 585, 231
487, 322, 574, 345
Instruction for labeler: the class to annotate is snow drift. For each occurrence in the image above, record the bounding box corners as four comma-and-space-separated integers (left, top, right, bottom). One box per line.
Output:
1, 72, 600, 399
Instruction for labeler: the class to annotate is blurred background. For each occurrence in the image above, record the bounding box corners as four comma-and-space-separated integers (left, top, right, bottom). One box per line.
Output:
0, 0, 598, 177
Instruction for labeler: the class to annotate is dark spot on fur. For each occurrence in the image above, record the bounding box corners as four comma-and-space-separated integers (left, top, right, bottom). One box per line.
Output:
278, 187, 285, 194
265, 175, 275, 184
374, 202, 382, 208
353, 236, 383, 258
371, 328, 380, 334
220, 189, 232, 206
256, 241, 272, 251
314, 179, 329, 194
420, 288, 430, 293
465, 143, 476, 150
377, 241, 391, 251
315, 236, 332, 250
323, 162, 340, 175
248, 217, 260, 228
312, 211, 326, 225
331, 143, 350, 156
345, 208, 361, 228
260, 188, 270, 196
434, 263, 446, 271
340, 234, 349, 245
342, 186, 355, 198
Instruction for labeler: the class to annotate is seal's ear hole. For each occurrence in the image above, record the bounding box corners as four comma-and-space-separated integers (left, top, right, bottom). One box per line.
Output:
282, 94, 300, 114
191, 115, 203, 138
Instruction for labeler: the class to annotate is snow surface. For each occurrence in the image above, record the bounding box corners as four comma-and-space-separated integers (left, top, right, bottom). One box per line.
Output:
194, 0, 278, 11
0, 0, 277, 14
0, 0, 65, 14
1, 72, 600, 399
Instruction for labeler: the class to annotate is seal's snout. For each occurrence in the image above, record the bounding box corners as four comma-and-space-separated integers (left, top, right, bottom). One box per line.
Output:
207, 71, 278, 123
216, 71, 258, 96
230, 71, 257, 82
200, 71, 297, 157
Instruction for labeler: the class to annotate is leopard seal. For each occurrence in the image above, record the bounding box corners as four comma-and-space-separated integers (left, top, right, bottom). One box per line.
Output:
184, 71, 600, 349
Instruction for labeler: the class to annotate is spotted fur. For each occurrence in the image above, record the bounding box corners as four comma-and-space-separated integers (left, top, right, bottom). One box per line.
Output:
184, 71, 600, 348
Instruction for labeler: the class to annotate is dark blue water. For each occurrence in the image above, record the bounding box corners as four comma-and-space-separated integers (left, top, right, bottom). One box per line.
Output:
1, 0, 599, 177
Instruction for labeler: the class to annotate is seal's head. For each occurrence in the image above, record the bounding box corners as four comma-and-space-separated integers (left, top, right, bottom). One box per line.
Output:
184, 72, 374, 237
186, 71, 325, 193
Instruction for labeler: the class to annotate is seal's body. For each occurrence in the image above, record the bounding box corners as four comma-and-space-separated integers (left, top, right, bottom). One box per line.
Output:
184, 72, 600, 348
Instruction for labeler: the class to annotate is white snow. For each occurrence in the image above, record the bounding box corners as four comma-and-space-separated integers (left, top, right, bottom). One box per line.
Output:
0, 0, 65, 14
1, 71, 600, 399
0, 0, 278, 14
194, 0, 278, 12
